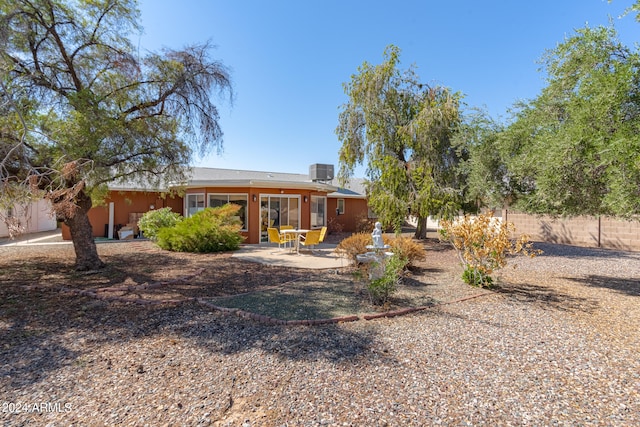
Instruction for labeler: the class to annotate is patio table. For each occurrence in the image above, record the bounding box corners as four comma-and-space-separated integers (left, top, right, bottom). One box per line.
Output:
280, 229, 310, 254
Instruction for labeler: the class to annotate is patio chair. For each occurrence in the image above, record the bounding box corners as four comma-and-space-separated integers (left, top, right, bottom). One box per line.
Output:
267, 227, 291, 250
299, 229, 322, 253
278, 225, 296, 247
319, 226, 327, 243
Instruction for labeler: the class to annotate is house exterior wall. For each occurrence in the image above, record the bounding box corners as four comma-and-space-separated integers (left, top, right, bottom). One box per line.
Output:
186, 186, 329, 244
0, 199, 58, 238
327, 197, 369, 233
62, 187, 372, 244
503, 210, 640, 251
61, 191, 183, 239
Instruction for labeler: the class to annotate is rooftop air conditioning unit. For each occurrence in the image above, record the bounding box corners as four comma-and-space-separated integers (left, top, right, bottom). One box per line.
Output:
309, 164, 334, 182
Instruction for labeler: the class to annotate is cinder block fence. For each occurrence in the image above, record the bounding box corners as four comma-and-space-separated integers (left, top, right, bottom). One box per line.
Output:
502, 210, 640, 251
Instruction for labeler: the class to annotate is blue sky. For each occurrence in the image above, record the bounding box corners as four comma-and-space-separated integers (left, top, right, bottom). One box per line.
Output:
137, 0, 638, 176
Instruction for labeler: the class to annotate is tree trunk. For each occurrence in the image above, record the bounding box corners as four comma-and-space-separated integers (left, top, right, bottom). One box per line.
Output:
65, 191, 105, 271
414, 216, 428, 240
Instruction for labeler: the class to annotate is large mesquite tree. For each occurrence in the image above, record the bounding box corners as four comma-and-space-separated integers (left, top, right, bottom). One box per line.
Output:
497, 25, 640, 217
336, 45, 462, 238
0, 0, 232, 270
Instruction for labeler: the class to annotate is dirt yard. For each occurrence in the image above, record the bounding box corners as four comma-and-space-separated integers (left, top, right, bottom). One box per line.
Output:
1, 239, 638, 426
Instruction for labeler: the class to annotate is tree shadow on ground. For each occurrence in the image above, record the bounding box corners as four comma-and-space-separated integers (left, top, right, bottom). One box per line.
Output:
495, 282, 600, 313
533, 242, 640, 261
0, 253, 385, 389
402, 276, 440, 288
423, 238, 453, 253
406, 266, 445, 277
385, 277, 438, 308
1, 298, 384, 388
563, 275, 640, 297
171, 307, 382, 363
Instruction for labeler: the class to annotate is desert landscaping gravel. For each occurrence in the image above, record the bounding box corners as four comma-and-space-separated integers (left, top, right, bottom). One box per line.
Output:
1, 239, 639, 426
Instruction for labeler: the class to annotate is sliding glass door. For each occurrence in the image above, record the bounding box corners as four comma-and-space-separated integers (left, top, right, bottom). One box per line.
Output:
260, 195, 300, 242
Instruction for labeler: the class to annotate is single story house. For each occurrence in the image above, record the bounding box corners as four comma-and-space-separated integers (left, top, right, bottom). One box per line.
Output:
61, 164, 370, 244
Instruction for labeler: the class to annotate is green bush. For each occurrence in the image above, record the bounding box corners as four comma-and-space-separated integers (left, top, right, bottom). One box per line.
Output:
137, 207, 183, 241
367, 253, 406, 306
156, 204, 245, 252
462, 267, 494, 287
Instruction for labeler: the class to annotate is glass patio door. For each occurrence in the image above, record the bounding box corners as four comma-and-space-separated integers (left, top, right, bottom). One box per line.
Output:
260, 195, 300, 242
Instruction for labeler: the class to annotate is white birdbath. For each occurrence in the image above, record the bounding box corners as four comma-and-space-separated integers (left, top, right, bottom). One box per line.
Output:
355, 222, 393, 280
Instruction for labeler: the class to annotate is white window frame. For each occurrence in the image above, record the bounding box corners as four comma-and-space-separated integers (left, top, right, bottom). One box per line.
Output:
310, 195, 327, 228
337, 198, 345, 215
259, 195, 301, 243
208, 193, 249, 231
185, 193, 205, 217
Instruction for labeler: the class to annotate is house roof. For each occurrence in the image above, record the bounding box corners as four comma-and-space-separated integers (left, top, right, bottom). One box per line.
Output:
329, 178, 367, 199
184, 167, 338, 193
108, 166, 367, 198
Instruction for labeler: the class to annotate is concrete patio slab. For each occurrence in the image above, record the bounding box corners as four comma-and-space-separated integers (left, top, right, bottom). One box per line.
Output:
233, 243, 350, 269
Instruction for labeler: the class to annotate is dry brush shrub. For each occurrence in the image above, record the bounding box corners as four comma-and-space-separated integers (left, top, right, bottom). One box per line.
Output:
355, 212, 377, 233
335, 233, 425, 269
335, 232, 392, 264
336, 233, 426, 307
439, 212, 541, 287
327, 216, 343, 234
388, 237, 426, 268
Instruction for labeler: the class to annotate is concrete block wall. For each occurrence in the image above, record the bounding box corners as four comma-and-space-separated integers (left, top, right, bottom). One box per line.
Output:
600, 217, 640, 251
503, 210, 640, 251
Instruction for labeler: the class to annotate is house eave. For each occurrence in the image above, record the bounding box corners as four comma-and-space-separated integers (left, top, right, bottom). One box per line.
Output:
179, 179, 339, 193
108, 185, 165, 192
327, 192, 366, 199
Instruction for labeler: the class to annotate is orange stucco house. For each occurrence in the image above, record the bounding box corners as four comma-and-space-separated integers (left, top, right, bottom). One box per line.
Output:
62, 164, 370, 244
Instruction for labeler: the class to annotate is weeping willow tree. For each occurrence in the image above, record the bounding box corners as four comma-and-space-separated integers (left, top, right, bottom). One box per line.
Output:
336, 45, 463, 238
1, 0, 232, 270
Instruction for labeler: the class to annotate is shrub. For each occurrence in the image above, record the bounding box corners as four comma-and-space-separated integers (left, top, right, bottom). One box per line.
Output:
138, 207, 183, 241
355, 212, 377, 233
439, 212, 541, 288
367, 253, 406, 306
335, 232, 392, 264
336, 233, 425, 270
388, 237, 426, 268
156, 204, 245, 252
327, 216, 343, 234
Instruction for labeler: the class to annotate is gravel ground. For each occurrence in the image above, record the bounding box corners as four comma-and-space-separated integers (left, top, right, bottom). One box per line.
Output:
1, 240, 639, 426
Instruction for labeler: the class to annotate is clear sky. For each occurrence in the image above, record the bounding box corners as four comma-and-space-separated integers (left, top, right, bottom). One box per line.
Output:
137, 0, 638, 176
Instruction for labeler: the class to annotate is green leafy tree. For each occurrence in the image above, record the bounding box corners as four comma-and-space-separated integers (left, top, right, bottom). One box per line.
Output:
0, 0, 232, 270
336, 45, 463, 238
498, 24, 640, 217
453, 108, 508, 211
619, 0, 640, 21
